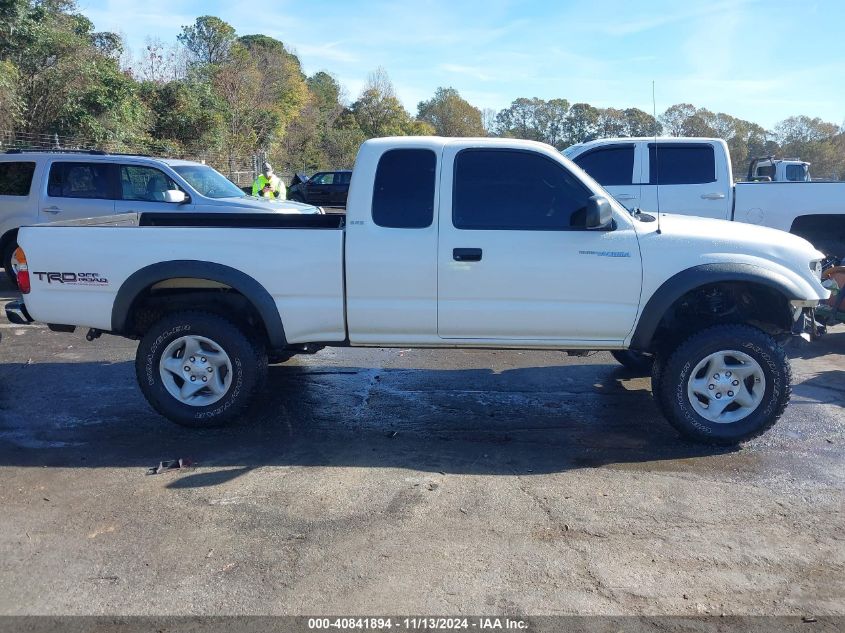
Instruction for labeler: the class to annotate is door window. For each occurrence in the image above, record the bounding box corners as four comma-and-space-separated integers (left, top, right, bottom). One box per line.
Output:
119, 165, 178, 201
372, 149, 437, 228
573, 146, 634, 186
0, 162, 36, 196
648, 144, 716, 184
453, 149, 593, 230
336, 172, 352, 185
48, 162, 116, 199
310, 173, 334, 185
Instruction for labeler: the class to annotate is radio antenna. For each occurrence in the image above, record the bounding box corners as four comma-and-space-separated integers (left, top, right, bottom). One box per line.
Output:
652, 80, 662, 234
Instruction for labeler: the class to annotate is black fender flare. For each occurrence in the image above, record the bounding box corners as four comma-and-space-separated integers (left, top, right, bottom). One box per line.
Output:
111, 260, 287, 349
629, 263, 805, 351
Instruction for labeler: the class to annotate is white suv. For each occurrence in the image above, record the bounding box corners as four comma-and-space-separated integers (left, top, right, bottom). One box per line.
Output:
0, 150, 320, 284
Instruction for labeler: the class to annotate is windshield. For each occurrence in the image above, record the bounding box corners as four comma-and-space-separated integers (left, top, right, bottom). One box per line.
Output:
172, 165, 246, 199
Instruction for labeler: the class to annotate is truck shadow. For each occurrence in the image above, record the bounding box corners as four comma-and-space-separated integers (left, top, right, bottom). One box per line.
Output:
0, 357, 736, 482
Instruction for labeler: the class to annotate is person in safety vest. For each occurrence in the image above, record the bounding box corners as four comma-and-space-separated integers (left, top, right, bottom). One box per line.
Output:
252, 162, 286, 199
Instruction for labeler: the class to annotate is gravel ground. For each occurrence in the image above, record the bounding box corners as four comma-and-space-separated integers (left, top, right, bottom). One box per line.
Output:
0, 276, 843, 616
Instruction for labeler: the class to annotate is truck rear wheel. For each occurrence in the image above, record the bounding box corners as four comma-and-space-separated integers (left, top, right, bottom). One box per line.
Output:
135, 311, 268, 428
656, 324, 791, 445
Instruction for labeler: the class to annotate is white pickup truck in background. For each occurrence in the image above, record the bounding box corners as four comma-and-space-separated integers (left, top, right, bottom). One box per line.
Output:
6, 136, 828, 445
563, 137, 845, 258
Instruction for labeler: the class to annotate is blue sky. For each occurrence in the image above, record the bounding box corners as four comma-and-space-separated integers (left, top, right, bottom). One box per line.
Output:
81, 0, 844, 129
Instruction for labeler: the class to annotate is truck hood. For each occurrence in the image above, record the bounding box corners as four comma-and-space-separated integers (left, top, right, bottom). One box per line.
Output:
209, 196, 321, 214
640, 212, 828, 302
656, 212, 825, 263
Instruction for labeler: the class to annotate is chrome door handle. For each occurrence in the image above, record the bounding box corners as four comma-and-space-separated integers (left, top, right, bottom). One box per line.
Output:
615, 194, 637, 200
42, 206, 61, 214
700, 193, 726, 200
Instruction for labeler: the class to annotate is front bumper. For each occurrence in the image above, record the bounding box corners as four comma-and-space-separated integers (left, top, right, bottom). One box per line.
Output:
4, 300, 33, 325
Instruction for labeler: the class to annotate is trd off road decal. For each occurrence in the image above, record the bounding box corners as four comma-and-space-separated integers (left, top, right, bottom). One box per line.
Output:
32, 272, 109, 286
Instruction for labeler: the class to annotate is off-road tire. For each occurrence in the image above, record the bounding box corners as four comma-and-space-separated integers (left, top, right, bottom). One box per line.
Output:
650, 351, 668, 418
611, 349, 654, 374
135, 311, 268, 428
657, 324, 791, 445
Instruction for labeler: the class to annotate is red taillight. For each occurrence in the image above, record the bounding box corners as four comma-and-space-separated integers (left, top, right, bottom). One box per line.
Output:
13, 247, 30, 294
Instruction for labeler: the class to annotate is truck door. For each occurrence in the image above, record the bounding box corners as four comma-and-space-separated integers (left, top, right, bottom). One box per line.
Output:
344, 147, 440, 344
571, 143, 641, 211
437, 146, 643, 343
40, 161, 116, 222
638, 142, 732, 220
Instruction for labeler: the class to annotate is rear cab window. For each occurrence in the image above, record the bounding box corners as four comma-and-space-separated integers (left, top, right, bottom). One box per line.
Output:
372, 149, 437, 228
648, 144, 716, 185
48, 162, 117, 199
0, 161, 36, 196
572, 145, 635, 186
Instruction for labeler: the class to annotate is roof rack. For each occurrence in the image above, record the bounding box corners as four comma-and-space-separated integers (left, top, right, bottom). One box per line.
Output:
4, 149, 151, 157
5, 148, 105, 155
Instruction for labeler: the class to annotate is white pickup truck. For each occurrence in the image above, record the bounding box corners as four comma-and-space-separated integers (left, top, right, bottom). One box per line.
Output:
5, 137, 829, 445
563, 137, 845, 258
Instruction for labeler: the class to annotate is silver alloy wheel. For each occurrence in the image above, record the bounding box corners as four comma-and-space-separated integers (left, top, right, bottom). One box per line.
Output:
687, 350, 766, 424
159, 335, 233, 406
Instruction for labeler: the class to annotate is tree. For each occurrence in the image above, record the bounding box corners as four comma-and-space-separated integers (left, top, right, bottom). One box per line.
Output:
621, 108, 661, 136
0, 60, 21, 130
495, 97, 543, 141
351, 68, 413, 137
563, 103, 600, 144
417, 87, 485, 136
177, 16, 235, 66
775, 116, 843, 179
660, 103, 697, 136
534, 98, 570, 148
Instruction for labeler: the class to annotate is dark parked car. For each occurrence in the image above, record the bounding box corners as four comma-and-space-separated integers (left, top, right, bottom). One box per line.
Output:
288, 170, 351, 207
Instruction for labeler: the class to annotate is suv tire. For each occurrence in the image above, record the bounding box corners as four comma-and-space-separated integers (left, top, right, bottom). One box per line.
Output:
657, 324, 791, 445
2, 240, 18, 287
135, 311, 268, 427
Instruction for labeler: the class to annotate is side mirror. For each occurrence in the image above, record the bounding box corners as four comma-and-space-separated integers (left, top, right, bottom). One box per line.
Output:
586, 195, 613, 230
164, 190, 187, 204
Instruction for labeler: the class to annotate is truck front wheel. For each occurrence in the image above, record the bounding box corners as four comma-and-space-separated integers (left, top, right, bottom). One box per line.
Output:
656, 324, 791, 445
135, 311, 268, 427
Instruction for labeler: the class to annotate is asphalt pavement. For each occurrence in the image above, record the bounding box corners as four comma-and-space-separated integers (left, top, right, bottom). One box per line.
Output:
0, 276, 842, 615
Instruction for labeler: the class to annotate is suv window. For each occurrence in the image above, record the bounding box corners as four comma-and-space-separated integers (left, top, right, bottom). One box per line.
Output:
336, 171, 352, 185
453, 149, 592, 230
649, 144, 715, 185
372, 149, 437, 229
0, 162, 36, 196
311, 173, 334, 185
573, 145, 634, 186
120, 165, 178, 201
48, 162, 116, 199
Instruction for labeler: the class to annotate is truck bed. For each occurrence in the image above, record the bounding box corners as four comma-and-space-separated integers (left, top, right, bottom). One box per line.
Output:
734, 181, 845, 232
18, 213, 347, 343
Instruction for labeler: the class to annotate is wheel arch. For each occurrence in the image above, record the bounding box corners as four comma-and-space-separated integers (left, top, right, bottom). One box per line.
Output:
0, 228, 19, 258
112, 261, 287, 349
630, 263, 804, 351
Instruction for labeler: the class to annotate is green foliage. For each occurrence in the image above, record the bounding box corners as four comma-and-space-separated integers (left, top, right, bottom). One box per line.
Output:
417, 87, 485, 136
1, 3, 841, 178
178, 16, 235, 66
